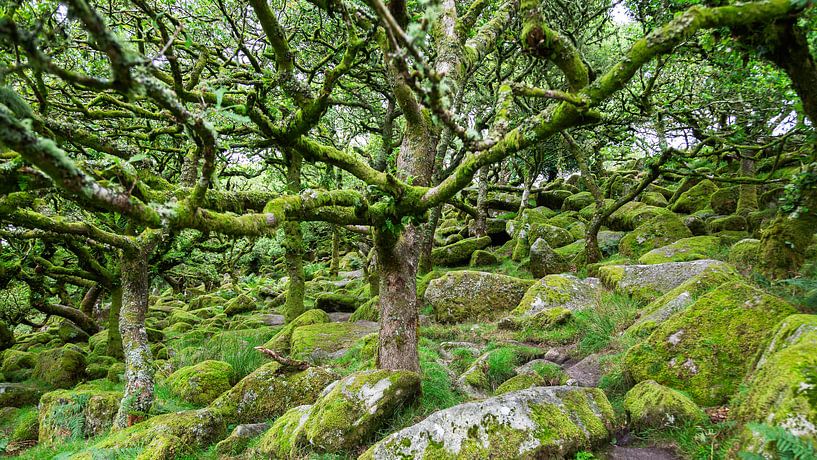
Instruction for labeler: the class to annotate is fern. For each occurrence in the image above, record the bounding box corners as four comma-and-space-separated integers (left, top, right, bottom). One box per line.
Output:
739, 423, 817, 460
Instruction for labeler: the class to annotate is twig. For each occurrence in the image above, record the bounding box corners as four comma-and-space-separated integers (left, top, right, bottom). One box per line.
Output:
254, 346, 311, 370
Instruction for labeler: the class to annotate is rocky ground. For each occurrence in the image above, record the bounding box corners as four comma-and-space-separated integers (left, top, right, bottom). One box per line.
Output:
0, 178, 815, 459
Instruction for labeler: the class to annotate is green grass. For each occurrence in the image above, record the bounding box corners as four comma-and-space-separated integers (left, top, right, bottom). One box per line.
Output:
168, 328, 276, 380
632, 419, 739, 460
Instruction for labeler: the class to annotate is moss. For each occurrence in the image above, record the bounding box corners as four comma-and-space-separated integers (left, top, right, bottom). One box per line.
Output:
210, 361, 337, 424
494, 372, 545, 395
189, 293, 226, 310
670, 179, 718, 214
707, 214, 747, 233
257, 404, 311, 458
624, 281, 796, 406
424, 271, 534, 323
106, 362, 126, 383
165, 360, 235, 406
732, 315, 817, 455
641, 191, 668, 207
432, 236, 492, 267
297, 369, 421, 452
8, 407, 38, 443
350, 296, 379, 322
469, 249, 498, 267
553, 239, 586, 260
314, 293, 361, 312
623, 380, 705, 431
289, 321, 378, 362
607, 201, 674, 231
562, 191, 595, 211
512, 274, 598, 320
619, 214, 693, 258
727, 238, 760, 273
223, 293, 256, 316
167, 309, 202, 326
1, 349, 36, 374
709, 186, 739, 214
260, 308, 329, 354
637, 236, 722, 264
32, 345, 87, 389
528, 223, 574, 249
38, 388, 120, 444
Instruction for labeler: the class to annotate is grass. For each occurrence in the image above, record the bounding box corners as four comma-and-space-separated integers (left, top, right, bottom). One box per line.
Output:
168, 327, 277, 380
632, 419, 739, 460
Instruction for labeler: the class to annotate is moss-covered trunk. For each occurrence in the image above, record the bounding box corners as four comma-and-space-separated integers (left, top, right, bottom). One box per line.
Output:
329, 225, 340, 277
759, 177, 817, 279
417, 205, 441, 275
283, 150, 305, 322
474, 167, 489, 237
106, 286, 124, 359
79, 285, 102, 317
737, 158, 758, 215
114, 242, 155, 429
374, 228, 420, 373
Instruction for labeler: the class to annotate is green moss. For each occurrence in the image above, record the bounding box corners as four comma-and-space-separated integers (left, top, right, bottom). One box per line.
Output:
623, 380, 705, 431
165, 360, 234, 406
494, 372, 545, 395
38, 389, 120, 444
257, 404, 311, 458
223, 293, 255, 316
637, 236, 722, 264
624, 281, 796, 406
562, 191, 594, 211
619, 214, 693, 258
260, 308, 329, 354
727, 238, 760, 273
350, 296, 379, 322
528, 223, 574, 249
9, 407, 38, 443
432, 236, 492, 267
210, 361, 337, 424
425, 271, 534, 323
289, 321, 378, 362
670, 179, 718, 214
32, 345, 87, 389
1, 349, 35, 374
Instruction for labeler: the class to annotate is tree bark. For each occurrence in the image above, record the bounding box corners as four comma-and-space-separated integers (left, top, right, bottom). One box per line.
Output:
474, 167, 489, 237
329, 225, 340, 277
417, 205, 442, 275
282, 150, 305, 322
106, 286, 124, 359
80, 285, 102, 317
114, 232, 158, 429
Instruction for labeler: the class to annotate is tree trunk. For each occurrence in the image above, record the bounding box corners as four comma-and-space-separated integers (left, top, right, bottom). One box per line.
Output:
106, 287, 124, 359
563, 132, 605, 263
282, 151, 305, 322
518, 173, 534, 215
80, 285, 102, 317
114, 237, 156, 429
329, 225, 340, 277
474, 167, 489, 237
763, 21, 817, 126
736, 158, 758, 215
417, 205, 442, 275
374, 227, 420, 373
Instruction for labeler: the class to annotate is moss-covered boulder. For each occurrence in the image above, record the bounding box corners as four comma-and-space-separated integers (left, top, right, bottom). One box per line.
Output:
350, 296, 379, 322
707, 214, 747, 233
0, 322, 14, 352
57, 321, 90, 344
732, 315, 817, 456
189, 293, 225, 310
260, 308, 329, 354
361, 386, 614, 459
210, 361, 337, 424
562, 191, 595, 211
637, 236, 722, 264
290, 321, 379, 362
624, 281, 796, 406
0, 383, 43, 407
493, 372, 545, 395
709, 186, 739, 214
727, 238, 760, 273
165, 360, 235, 406
263, 369, 420, 456
258, 404, 312, 458
81, 408, 226, 460
432, 236, 492, 267
623, 380, 705, 431
528, 223, 574, 249
671, 179, 718, 214
607, 201, 673, 231
619, 214, 693, 258
32, 345, 86, 389
641, 191, 668, 207
424, 271, 535, 323
223, 293, 255, 316
469, 249, 498, 267
626, 263, 740, 337
509, 274, 599, 322
529, 238, 570, 278
1, 349, 36, 378
214, 422, 269, 457
314, 293, 360, 312
38, 389, 120, 444
8, 407, 38, 443
599, 259, 731, 302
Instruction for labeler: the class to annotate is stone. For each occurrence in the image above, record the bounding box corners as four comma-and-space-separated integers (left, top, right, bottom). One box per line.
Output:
623, 380, 705, 431
32, 345, 87, 389
727, 238, 760, 273
424, 271, 534, 323
637, 236, 722, 264
562, 191, 595, 211
624, 281, 796, 406
57, 321, 89, 344
432, 236, 492, 267
670, 179, 718, 214
223, 293, 256, 316
260, 308, 330, 354
641, 191, 668, 207
618, 214, 693, 258
210, 361, 337, 424
215, 422, 269, 456
165, 360, 235, 406
566, 353, 605, 387
289, 321, 379, 362
314, 293, 361, 312
493, 372, 545, 395
709, 186, 739, 215
38, 389, 120, 444
361, 386, 614, 460
529, 238, 570, 278
706, 214, 747, 233
607, 201, 674, 231
510, 274, 600, 322
0, 383, 43, 408
599, 259, 732, 302
469, 249, 498, 267
528, 223, 574, 249
350, 296, 379, 322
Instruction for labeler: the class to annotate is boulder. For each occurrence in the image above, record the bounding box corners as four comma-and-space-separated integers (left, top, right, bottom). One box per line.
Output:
510, 275, 599, 323
469, 250, 498, 267
623, 380, 705, 431
432, 236, 492, 267
424, 271, 534, 323
290, 321, 379, 362
562, 191, 595, 211
8, 408, 38, 444
528, 223, 574, 249
641, 191, 668, 207
709, 186, 738, 215
314, 293, 360, 312
599, 259, 731, 302
732, 314, 817, 456
361, 386, 614, 460
727, 238, 760, 273
167, 309, 202, 326
38, 389, 120, 444
537, 189, 572, 209
215, 422, 269, 456
260, 308, 330, 354
210, 361, 337, 424
57, 321, 89, 344
223, 293, 255, 316
1, 350, 35, 375
32, 345, 86, 389
529, 238, 570, 278
637, 236, 721, 264
624, 281, 796, 406
350, 296, 379, 322
165, 360, 235, 406
607, 201, 673, 231
706, 215, 747, 233
0, 383, 43, 408
493, 372, 545, 395
670, 179, 718, 214
258, 404, 312, 458
0, 322, 14, 352
618, 214, 693, 258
